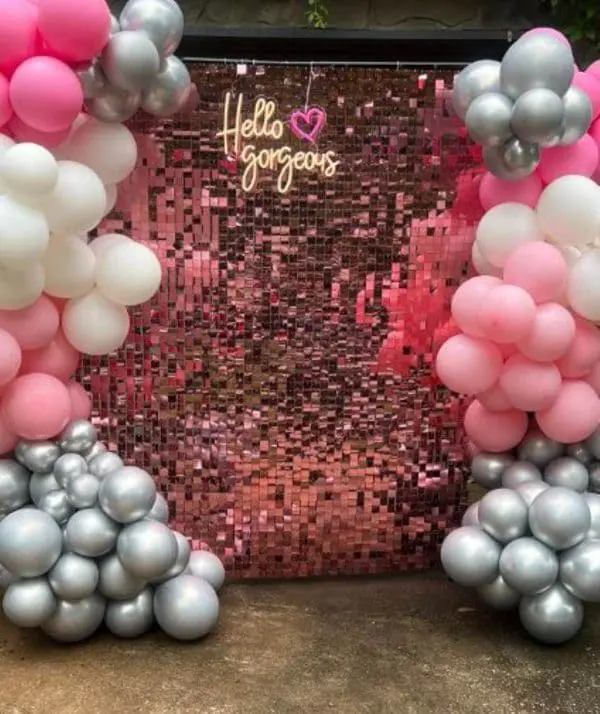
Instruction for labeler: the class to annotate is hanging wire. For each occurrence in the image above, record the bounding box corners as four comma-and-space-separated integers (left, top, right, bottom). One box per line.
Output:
181, 56, 467, 68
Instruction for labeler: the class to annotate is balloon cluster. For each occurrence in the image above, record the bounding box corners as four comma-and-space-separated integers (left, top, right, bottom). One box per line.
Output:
442, 425, 600, 644
0, 420, 225, 643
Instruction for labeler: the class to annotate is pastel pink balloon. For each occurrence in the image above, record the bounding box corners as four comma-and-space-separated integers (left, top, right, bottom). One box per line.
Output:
20, 330, 80, 381
499, 354, 562, 411
556, 318, 600, 378
37, 0, 111, 63
572, 71, 600, 120
450, 275, 501, 337
588, 60, 600, 83
0, 296, 59, 351
9, 56, 83, 133
464, 399, 529, 452
517, 303, 576, 362
520, 27, 571, 47
477, 284, 537, 343
0, 73, 12, 128
0, 329, 21, 387
2, 373, 71, 439
7, 114, 70, 148
479, 172, 543, 211
0, 0, 38, 76
67, 380, 92, 420
435, 334, 503, 395
538, 135, 599, 183
0, 409, 17, 455
536, 380, 600, 443
585, 361, 600, 394
477, 382, 513, 412
503, 242, 567, 303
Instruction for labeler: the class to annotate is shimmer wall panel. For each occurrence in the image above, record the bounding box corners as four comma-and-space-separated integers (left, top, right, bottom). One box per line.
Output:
81, 63, 478, 579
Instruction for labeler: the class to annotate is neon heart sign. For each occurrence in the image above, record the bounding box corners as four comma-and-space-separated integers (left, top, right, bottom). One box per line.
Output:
290, 107, 327, 143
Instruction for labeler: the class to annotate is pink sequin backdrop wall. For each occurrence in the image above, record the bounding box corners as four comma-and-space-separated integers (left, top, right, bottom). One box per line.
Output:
80, 63, 478, 579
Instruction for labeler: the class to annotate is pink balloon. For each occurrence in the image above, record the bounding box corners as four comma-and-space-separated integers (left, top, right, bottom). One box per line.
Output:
538, 135, 599, 183
0, 409, 17, 455
2, 373, 71, 439
9, 56, 83, 133
477, 284, 537, 343
477, 382, 513, 412
499, 354, 562, 411
37, 0, 111, 63
67, 380, 92, 420
585, 361, 600, 394
450, 275, 501, 337
0, 296, 59, 351
503, 242, 567, 303
588, 60, 600, 83
520, 27, 571, 47
0, 0, 38, 76
556, 318, 600, 378
435, 334, 503, 395
572, 71, 600, 120
0, 73, 12, 129
20, 329, 79, 381
479, 172, 543, 211
464, 399, 529, 452
536, 380, 600, 443
7, 114, 70, 148
517, 303, 576, 362
0, 329, 21, 387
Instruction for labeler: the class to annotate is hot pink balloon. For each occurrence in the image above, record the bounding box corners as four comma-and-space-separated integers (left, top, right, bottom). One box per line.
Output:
503, 242, 568, 303
536, 380, 600, 443
20, 329, 80, 381
499, 354, 562, 411
477, 382, 513, 412
588, 60, 600, 83
7, 114, 70, 149
9, 56, 83, 133
0, 73, 12, 129
37, 0, 111, 63
450, 275, 501, 337
2, 373, 71, 439
0, 296, 59, 350
479, 172, 543, 211
435, 334, 503, 395
67, 380, 92, 420
0, 0, 38, 76
538, 135, 598, 183
556, 318, 600, 378
0, 329, 21, 387
520, 27, 571, 47
464, 399, 529, 452
0, 409, 17, 455
517, 303, 576, 362
572, 71, 600, 120
477, 284, 537, 343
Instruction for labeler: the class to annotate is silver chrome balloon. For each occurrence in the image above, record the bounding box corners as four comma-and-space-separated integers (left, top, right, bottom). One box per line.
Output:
88, 451, 124, 480
499, 536, 558, 595
440, 526, 501, 587
2, 577, 57, 628
560, 538, 600, 602
478, 488, 529, 544
510, 88, 564, 146
0, 459, 30, 516
37, 489, 75, 524
452, 60, 501, 121
48, 553, 99, 600
64, 507, 120, 558
154, 574, 220, 641
519, 583, 583, 644
65, 472, 100, 509
529, 487, 590, 550
141, 55, 192, 117
585, 493, 600, 538
514, 480, 549, 508
0, 509, 62, 577
86, 85, 142, 123
98, 466, 156, 524
544, 457, 589, 493
586, 427, 600, 459
503, 137, 540, 172
518, 429, 564, 469
152, 530, 190, 583
465, 92, 513, 147
120, 0, 184, 57
53, 453, 87, 489
501, 461, 542, 490
84, 441, 107, 462
561, 87, 593, 145
461, 501, 480, 527
76, 61, 107, 100
98, 552, 146, 600
566, 441, 594, 466
29, 471, 60, 506
117, 520, 178, 580
105, 587, 154, 638
146, 492, 169, 524
470, 452, 514, 490
477, 575, 520, 611
42, 593, 106, 643
59, 420, 98, 454
15, 441, 60, 473
187, 550, 226, 592
101, 31, 161, 92
483, 143, 536, 181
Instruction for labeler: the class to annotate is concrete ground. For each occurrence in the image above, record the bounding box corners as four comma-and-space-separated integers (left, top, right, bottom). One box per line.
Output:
1, 573, 598, 714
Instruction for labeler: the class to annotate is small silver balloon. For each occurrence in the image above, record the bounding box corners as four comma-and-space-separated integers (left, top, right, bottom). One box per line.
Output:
440, 526, 501, 587
565, 441, 594, 466
48, 553, 99, 600
499, 536, 559, 595
86, 85, 141, 123
42, 593, 106, 643
560, 86, 593, 145
501, 461, 543, 489
0, 459, 30, 515
38, 489, 75, 524
64, 507, 120, 558
152, 530, 190, 583
141, 55, 192, 117
29, 471, 60, 506
98, 466, 156, 524
560, 538, 600, 602
98, 552, 146, 600
110, 13, 121, 34
585, 427, 600, 459
483, 143, 536, 180
146, 492, 169, 523
503, 137, 540, 172
0, 509, 62, 577
518, 429, 564, 468
101, 31, 161, 92
515, 480, 549, 508
510, 87, 564, 146
529, 487, 591, 550
117, 520, 178, 580
585, 493, 600, 538
16, 441, 60, 473
66, 472, 100, 509
105, 587, 154, 638
76, 61, 107, 100
84, 441, 107, 462
120, 0, 184, 57
154, 574, 220, 641
470, 452, 514, 490
544, 457, 589, 492
2, 577, 57, 628
59, 420, 98, 454
478, 488, 529, 544
452, 60, 501, 121
187, 550, 226, 592
590, 463, 600, 493
519, 583, 583, 645
500, 34, 575, 100
477, 575, 520, 611
88, 451, 124, 480
461, 501, 480, 527
0, 564, 15, 589
465, 92, 513, 147
53, 453, 87, 489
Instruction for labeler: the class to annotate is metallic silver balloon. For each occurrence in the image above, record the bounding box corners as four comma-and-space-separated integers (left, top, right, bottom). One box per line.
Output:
483, 143, 536, 181
88, 451, 123, 480
560, 538, 600, 602
465, 92, 513, 147
529, 487, 591, 550
503, 137, 540, 172
515, 480, 549, 508
38, 489, 75, 524
518, 429, 564, 468
470, 452, 514, 490
510, 88, 564, 146
76, 61, 107, 100
98, 466, 156, 524
519, 583, 583, 644
64, 507, 120, 558
585, 493, 600, 538
152, 530, 190, 584
53, 453, 87, 489
0, 509, 62, 577
501, 461, 543, 489
0, 459, 30, 515
48, 553, 99, 600
98, 552, 146, 600
59, 420, 98, 454
141, 55, 192, 117
500, 34, 575, 100
154, 574, 220, 641
66, 472, 100, 509
566, 441, 594, 466
187, 550, 226, 592
101, 31, 161, 92
86, 85, 141, 123
147, 492, 169, 523
110, 13, 121, 34
452, 60, 501, 121
590, 464, 600, 493
478, 488, 529, 544
120, 0, 184, 57
586, 428, 600, 459
544, 457, 589, 493
477, 575, 520, 611
16, 441, 60, 473
560, 86, 593, 145
461, 501, 480, 527
440, 526, 501, 587
105, 587, 154, 638
0, 564, 15, 589
2, 577, 57, 628
29, 471, 60, 506
499, 536, 558, 595
84, 441, 107, 462
117, 520, 178, 580
42, 593, 106, 643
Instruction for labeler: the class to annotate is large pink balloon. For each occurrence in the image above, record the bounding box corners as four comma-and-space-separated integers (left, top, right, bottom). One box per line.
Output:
588, 60, 600, 83
517, 303, 576, 362
0, 410, 17, 455
572, 71, 600, 120
0, 296, 59, 350
503, 242, 567, 303
67, 380, 92, 420
464, 400, 529, 452
477, 284, 537, 343
0, 0, 38, 76
556, 318, 600, 378
0, 73, 11, 129
7, 114, 70, 148
585, 362, 600, 395
435, 334, 503, 395
479, 172, 543, 211
450, 275, 501, 337
37, 0, 111, 63
20, 329, 79, 381
477, 382, 512, 412
538, 135, 599, 184
499, 354, 562, 411
0, 329, 21, 387
2, 373, 71, 439
536, 380, 600, 443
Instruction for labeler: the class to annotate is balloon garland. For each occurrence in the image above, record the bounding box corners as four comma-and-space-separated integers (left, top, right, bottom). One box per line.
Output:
0, 0, 225, 644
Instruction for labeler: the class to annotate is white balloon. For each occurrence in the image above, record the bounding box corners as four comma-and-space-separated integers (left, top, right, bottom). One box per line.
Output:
95, 240, 162, 306
62, 289, 130, 355
0, 143, 59, 197
104, 184, 117, 216
537, 175, 600, 248
43, 235, 97, 299
567, 249, 600, 321
0, 263, 45, 310
475, 202, 543, 268
0, 195, 50, 267
471, 242, 502, 277
89, 233, 129, 259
